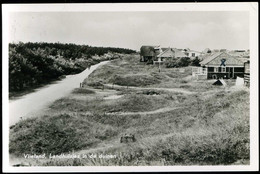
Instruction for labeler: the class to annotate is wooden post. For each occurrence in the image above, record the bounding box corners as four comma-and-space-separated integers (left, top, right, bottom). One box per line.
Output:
158, 58, 161, 73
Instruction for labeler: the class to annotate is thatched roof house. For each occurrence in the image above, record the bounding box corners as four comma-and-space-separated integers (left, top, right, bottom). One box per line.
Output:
173, 48, 187, 58
140, 46, 156, 57
140, 45, 161, 63
186, 50, 202, 59
157, 48, 187, 59
157, 48, 175, 58
153, 47, 188, 64
200, 52, 243, 66
200, 52, 244, 79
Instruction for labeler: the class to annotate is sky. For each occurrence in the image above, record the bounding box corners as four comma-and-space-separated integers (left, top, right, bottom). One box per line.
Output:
8, 11, 249, 52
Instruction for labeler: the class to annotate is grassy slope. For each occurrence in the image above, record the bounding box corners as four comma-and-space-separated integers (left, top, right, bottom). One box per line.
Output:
9, 55, 249, 166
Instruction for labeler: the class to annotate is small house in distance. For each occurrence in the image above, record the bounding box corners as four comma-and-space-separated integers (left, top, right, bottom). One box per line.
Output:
140, 46, 161, 64
154, 48, 187, 64
198, 52, 244, 79
186, 50, 202, 59
156, 47, 175, 62
203, 48, 212, 54
181, 48, 202, 59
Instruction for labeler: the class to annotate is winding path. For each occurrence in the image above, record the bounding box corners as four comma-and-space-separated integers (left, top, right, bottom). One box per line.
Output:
106, 106, 183, 116
104, 83, 195, 95
8, 61, 109, 126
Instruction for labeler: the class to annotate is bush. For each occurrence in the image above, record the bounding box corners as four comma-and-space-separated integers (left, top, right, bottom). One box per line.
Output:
176, 57, 191, 67
112, 74, 160, 87
9, 42, 136, 94
165, 57, 191, 68
190, 57, 200, 66
72, 88, 95, 94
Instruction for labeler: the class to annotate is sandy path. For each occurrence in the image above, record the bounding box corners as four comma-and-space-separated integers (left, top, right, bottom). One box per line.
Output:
104, 83, 195, 94
106, 106, 182, 116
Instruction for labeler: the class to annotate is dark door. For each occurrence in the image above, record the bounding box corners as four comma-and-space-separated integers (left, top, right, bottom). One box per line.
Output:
226, 67, 230, 78
230, 67, 234, 78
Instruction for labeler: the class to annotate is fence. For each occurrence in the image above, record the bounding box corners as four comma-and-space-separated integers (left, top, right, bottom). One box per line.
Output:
192, 67, 207, 80
244, 73, 250, 87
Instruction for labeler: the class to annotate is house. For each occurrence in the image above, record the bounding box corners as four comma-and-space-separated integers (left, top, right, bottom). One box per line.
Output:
244, 60, 250, 86
156, 47, 175, 62
198, 52, 212, 61
140, 45, 162, 64
181, 48, 190, 57
186, 50, 202, 59
203, 48, 212, 54
181, 48, 201, 59
199, 52, 244, 79
154, 47, 187, 64
220, 49, 227, 52
174, 48, 188, 58
228, 50, 250, 58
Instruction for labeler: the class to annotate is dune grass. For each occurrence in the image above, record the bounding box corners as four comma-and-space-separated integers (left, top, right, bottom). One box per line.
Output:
49, 91, 172, 114
72, 88, 96, 94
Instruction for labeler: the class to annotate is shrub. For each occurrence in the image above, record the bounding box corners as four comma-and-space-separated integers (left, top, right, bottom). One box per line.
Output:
165, 57, 191, 68
72, 88, 95, 94
176, 57, 191, 67
190, 57, 200, 66
112, 74, 160, 87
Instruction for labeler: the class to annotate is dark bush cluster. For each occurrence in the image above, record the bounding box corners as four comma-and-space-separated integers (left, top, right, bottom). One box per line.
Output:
165, 57, 201, 68
9, 42, 136, 94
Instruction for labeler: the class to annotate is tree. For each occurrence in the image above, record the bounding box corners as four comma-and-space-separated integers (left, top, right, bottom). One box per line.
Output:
176, 57, 191, 67
190, 57, 201, 66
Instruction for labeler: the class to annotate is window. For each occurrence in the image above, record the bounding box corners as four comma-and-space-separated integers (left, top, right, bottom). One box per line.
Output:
192, 53, 195, 57
222, 67, 226, 72
214, 67, 218, 72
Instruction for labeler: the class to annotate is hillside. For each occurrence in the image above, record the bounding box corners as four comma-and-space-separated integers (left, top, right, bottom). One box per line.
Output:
9, 55, 250, 166
9, 42, 136, 98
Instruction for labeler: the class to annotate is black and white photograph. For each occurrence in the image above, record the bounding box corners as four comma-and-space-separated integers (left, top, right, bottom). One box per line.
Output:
2, 2, 259, 172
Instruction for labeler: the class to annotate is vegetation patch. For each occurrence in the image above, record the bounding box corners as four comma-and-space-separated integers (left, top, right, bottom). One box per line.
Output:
9, 42, 136, 96
72, 88, 95, 94
9, 113, 118, 156
111, 74, 160, 87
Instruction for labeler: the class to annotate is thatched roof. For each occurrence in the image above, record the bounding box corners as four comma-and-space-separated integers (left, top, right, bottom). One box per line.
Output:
198, 53, 212, 61
237, 57, 250, 63
172, 48, 187, 58
228, 50, 250, 58
203, 48, 211, 53
183, 48, 190, 52
200, 52, 223, 65
161, 48, 168, 52
157, 48, 175, 58
200, 52, 244, 66
157, 48, 187, 58
188, 50, 202, 54
140, 46, 158, 57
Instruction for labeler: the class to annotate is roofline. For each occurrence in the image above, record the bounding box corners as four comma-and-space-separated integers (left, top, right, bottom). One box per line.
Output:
157, 47, 174, 57
200, 52, 244, 66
